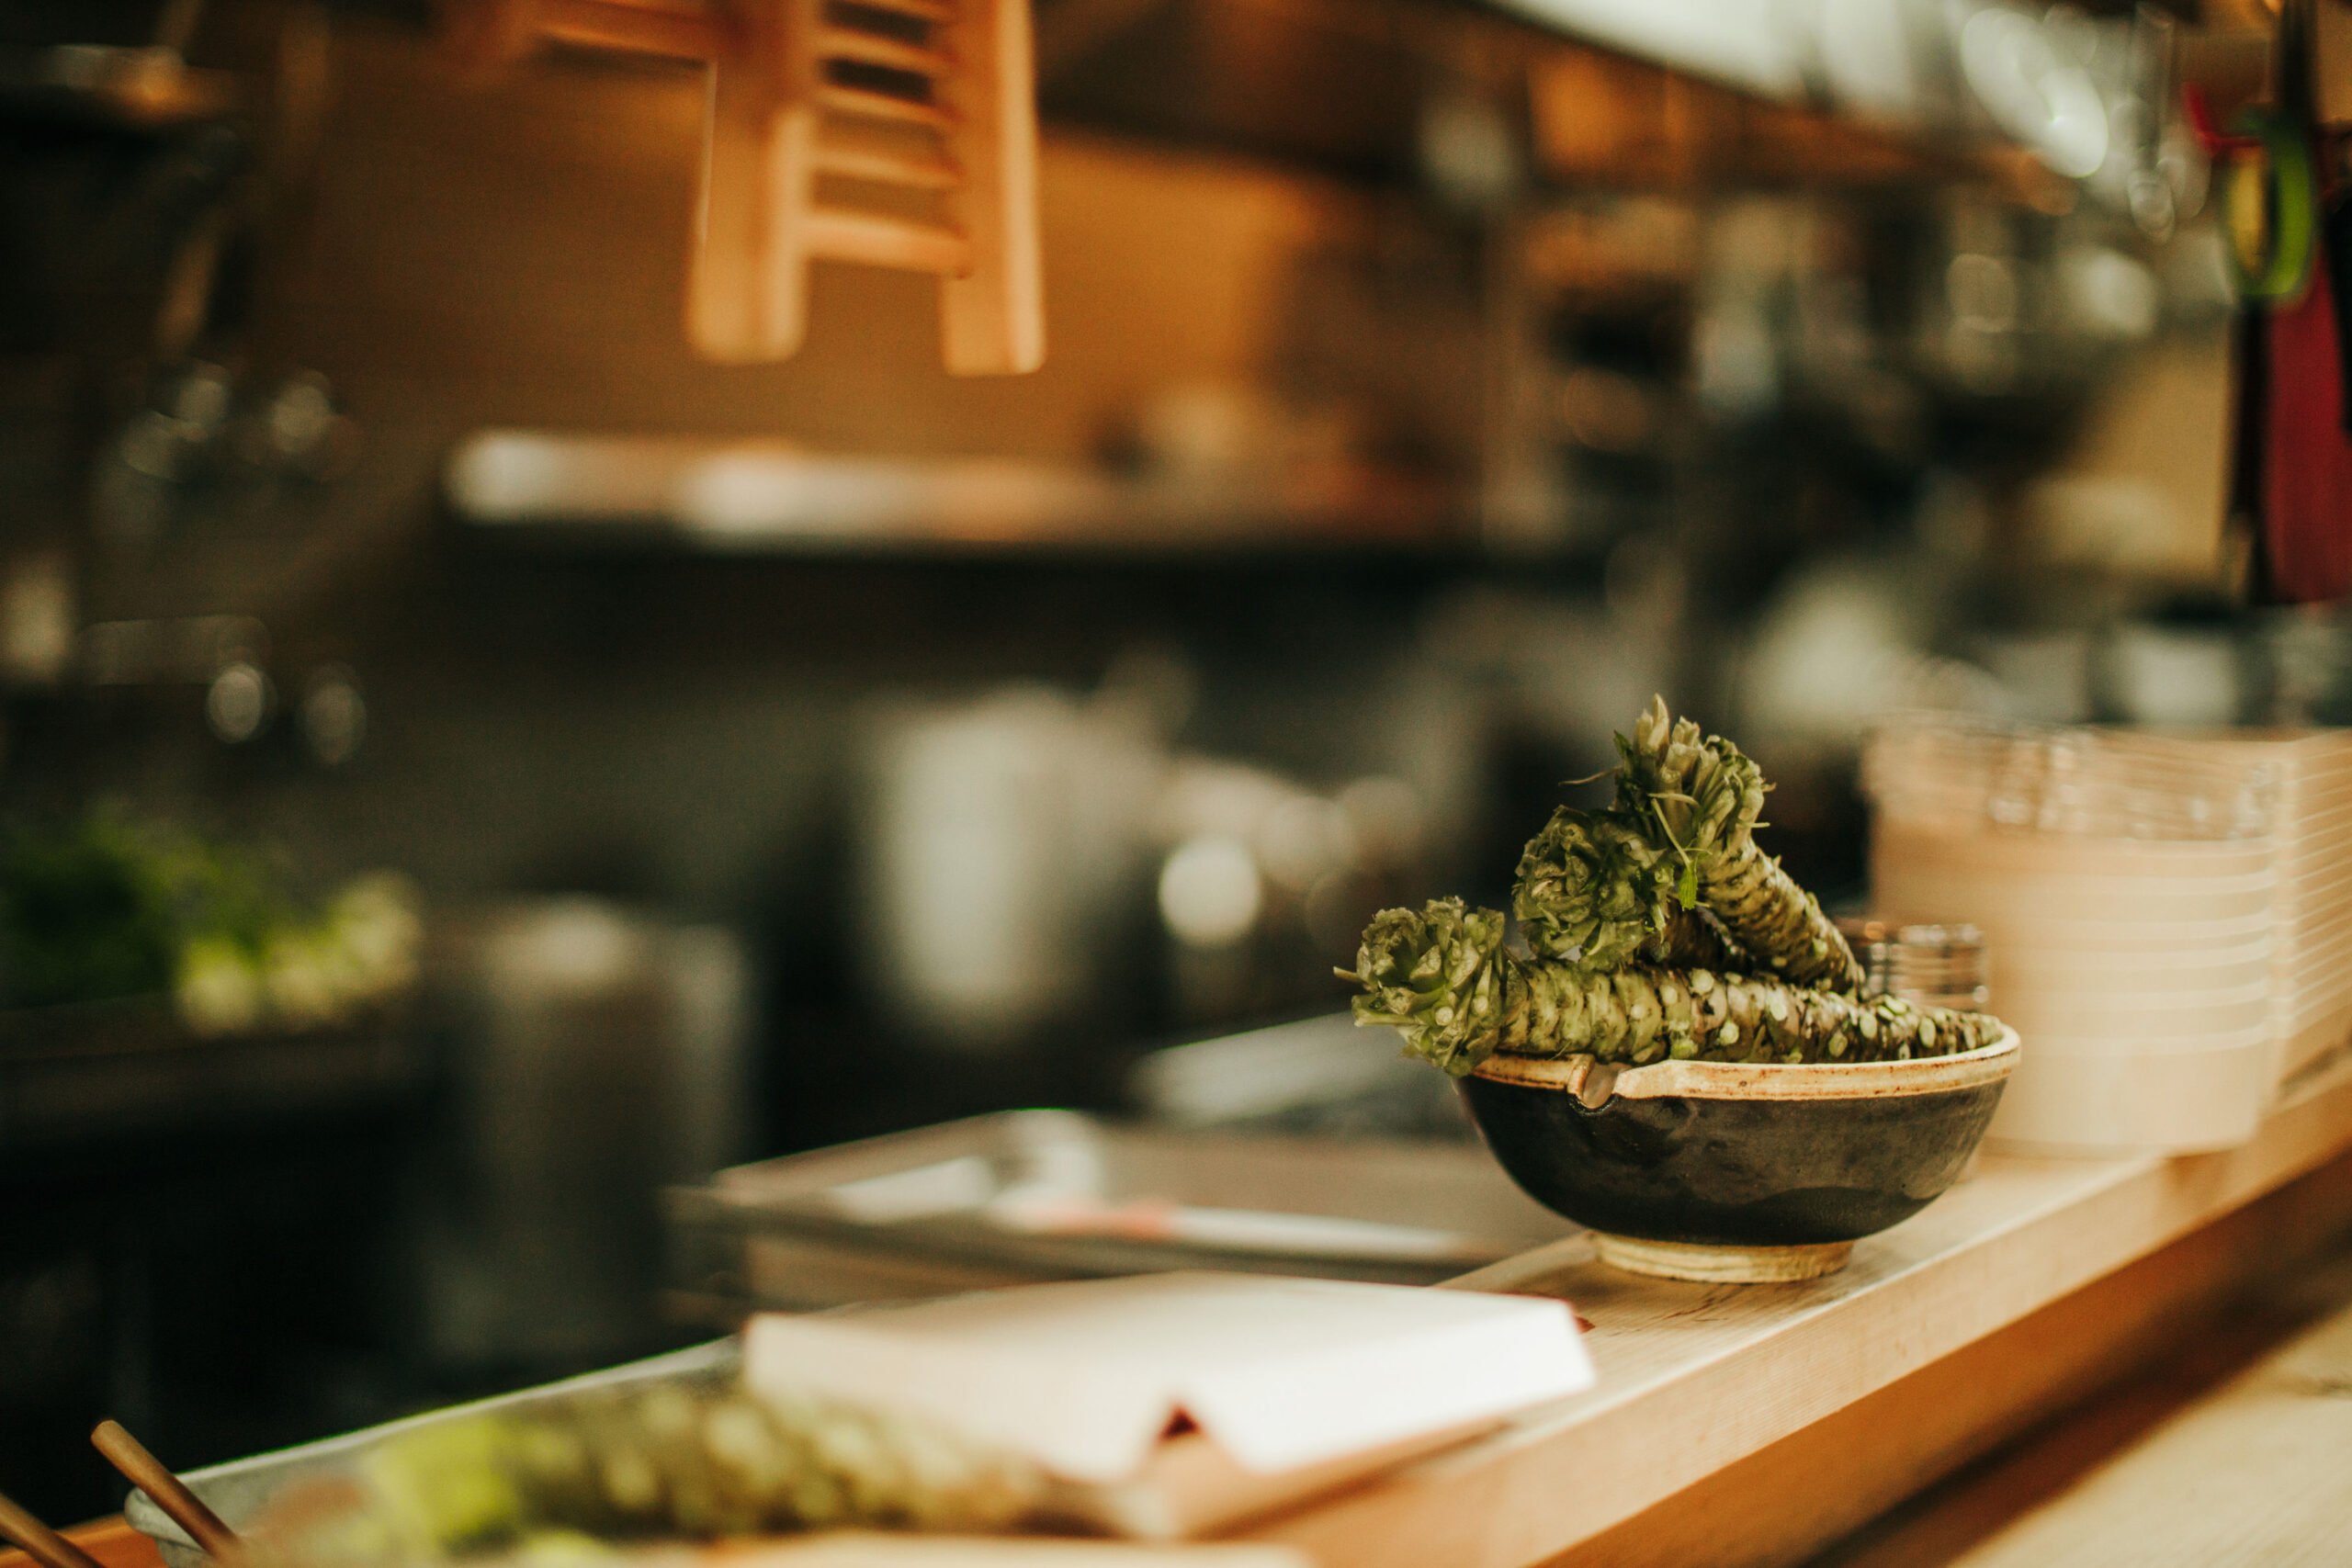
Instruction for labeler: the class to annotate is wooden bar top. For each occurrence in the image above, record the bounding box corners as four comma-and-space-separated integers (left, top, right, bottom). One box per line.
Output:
1236, 1060, 2352, 1568
40, 1065, 2352, 1568
0, 1518, 164, 1568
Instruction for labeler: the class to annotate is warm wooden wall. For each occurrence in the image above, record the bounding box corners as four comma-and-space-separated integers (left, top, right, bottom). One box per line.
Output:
271, 18, 1396, 461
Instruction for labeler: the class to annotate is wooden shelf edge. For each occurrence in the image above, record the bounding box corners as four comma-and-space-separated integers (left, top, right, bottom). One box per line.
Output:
0, 1517, 164, 1568
1237, 1069, 2352, 1568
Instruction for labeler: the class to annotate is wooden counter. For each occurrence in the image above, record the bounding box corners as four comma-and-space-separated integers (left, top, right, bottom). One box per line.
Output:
0, 1517, 164, 1568
1238, 1061, 2352, 1568
31, 1065, 2352, 1568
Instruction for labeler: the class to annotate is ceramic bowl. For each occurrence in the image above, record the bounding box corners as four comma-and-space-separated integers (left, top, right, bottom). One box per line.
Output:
1457, 1030, 2018, 1283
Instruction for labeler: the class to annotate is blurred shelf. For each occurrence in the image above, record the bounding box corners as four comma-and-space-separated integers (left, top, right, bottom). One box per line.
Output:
443, 430, 1476, 560
0, 1000, 428, 1156
1033, 0, 2112, 200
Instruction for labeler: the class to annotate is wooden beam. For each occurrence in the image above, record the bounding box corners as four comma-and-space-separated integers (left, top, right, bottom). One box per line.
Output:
817, 83, 958, 130
817, 28, 956, 76
805, 207, 971, 271
540, 0, 730, 60
933, 0, 1045, 372
812, 131, 962, 187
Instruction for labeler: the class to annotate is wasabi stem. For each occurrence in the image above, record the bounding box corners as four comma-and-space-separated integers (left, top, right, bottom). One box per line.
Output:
1340, 898, 1510, 1077
249, 1381, 1044, 1567
1512, 807, 1742, 973
1612, 696, 1864, 991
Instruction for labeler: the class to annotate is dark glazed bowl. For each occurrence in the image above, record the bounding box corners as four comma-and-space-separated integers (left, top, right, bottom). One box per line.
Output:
1458, 1030, 2018, 1281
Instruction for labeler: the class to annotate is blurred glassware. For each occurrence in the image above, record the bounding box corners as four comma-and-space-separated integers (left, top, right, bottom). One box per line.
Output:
91, 365, 359, 552
1158, 835, 1261, 951
1862, 715, 2323, 1155
202, 661, 272, 744
1972, 629, 2095, 724
1957, 6, 2109, 179
64, 614, 358, 763
1417, 85, 1523, 213
2056, 246, 2161, 340
2256, 605, 2352, 726
1836, 918, 1989, 1014
298, 665, 366, 767
1151, 758, 1426, 1024
857, 660, 1430, 1047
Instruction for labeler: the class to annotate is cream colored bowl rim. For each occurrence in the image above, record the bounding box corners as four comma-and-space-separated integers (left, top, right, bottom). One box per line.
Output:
1469, 1026, 2020, 1102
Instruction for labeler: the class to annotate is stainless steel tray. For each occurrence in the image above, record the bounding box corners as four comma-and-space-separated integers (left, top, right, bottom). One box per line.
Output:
133, 1111, 1571, 1562
665, 1109, 1573, 1319
124, 1341, 740, 1568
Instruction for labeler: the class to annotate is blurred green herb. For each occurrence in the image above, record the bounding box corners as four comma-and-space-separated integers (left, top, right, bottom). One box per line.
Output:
0, 810, 420, 1032
0, 814, 180, 1008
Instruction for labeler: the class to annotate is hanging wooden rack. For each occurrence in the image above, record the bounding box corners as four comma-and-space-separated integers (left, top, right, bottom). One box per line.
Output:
448, 0, 1045, 373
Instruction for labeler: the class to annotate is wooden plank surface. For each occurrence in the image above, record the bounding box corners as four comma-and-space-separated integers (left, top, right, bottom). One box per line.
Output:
1559, 1151, 2352, 1568
1234, 1065, 2352, 1568
1926, 1271, 2352, 1565
1805, 1247, 2352, 1568
0, 1517, 164, 1568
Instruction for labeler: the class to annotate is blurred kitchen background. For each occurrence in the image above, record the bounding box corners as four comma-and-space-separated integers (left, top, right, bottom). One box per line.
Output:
1, 0, 2335, 1526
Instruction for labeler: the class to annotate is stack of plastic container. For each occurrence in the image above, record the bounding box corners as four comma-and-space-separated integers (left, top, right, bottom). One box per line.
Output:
2191, 732, 2352, 1090
1864, 717, 2282, 1153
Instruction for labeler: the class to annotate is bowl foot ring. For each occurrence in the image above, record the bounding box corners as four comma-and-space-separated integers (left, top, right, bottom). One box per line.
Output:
1590, 1233, 1854, 1283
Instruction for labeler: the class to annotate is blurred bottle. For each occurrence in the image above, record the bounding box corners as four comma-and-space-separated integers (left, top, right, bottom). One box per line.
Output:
413, 899, 750, 1371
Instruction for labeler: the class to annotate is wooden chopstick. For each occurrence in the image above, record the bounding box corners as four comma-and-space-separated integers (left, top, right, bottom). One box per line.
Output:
88, 1423, 240, 1562
0, 1489, 106, 1568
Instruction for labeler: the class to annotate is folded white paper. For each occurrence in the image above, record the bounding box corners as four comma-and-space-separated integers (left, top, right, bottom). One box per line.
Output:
742, 1271, 1592, 1485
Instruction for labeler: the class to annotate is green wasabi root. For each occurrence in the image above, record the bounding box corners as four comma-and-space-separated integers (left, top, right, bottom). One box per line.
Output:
1513, 807, 1742, 974
1346, 899, 1998, 1076
1612, 696, 1864, 991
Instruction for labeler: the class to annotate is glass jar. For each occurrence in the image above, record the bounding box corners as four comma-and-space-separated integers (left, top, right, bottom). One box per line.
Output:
1837, 919, 1989, 1014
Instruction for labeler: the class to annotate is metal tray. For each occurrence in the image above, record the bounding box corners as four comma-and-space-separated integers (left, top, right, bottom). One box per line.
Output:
665, 1109, 1573, 1320
125, 1341, 741, 1568
131, 1107, 1571, 1561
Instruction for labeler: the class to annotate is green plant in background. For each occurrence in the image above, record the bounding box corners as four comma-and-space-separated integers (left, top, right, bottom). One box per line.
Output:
0, 814, 180, 1009
0, 809, 421, 1035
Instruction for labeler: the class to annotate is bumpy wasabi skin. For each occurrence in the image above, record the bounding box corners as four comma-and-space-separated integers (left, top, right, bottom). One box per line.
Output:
1512, 807, 1741, 974
1347, 898, 1999, 1076
245, 1381, 1043, 1567
1612, 696, 1864, 992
